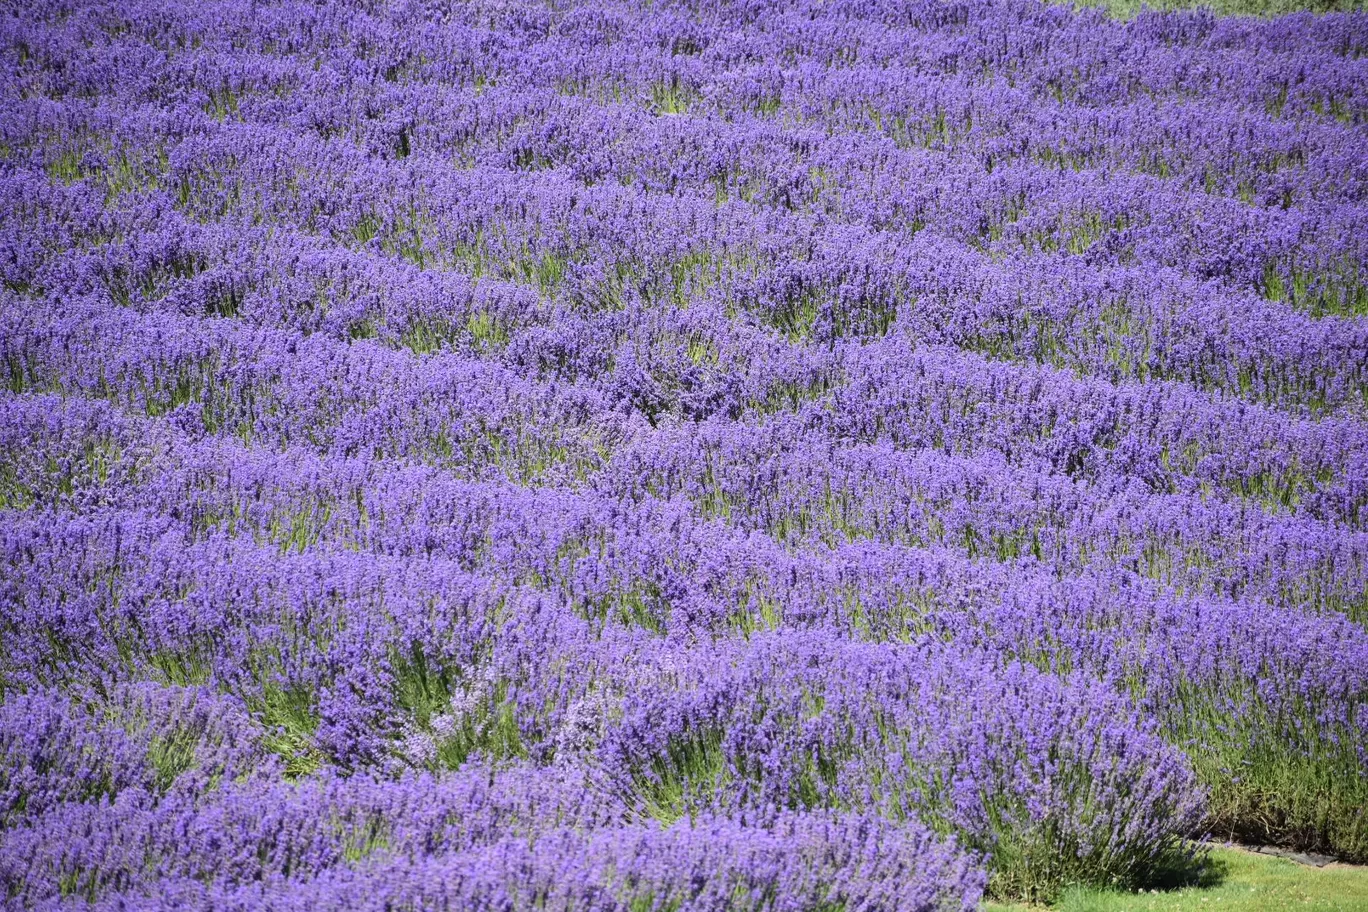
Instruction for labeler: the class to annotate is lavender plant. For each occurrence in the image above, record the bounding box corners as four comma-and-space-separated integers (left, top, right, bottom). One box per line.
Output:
2, 0, 1365, 906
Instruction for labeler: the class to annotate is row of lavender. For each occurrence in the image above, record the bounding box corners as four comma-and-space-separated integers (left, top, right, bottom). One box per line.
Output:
2, 0, 1367, 907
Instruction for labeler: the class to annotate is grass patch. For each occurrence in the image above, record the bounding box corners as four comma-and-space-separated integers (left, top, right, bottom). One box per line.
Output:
986, 846, 1368, 911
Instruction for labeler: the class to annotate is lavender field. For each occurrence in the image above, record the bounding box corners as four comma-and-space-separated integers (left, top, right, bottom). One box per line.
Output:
2, 0, 1367, 908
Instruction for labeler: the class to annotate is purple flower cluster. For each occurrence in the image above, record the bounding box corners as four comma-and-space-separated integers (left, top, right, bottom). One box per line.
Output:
2, 0, 1366, 905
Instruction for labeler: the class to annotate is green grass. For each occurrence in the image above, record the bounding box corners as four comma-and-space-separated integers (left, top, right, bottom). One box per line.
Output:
985, 847, 1368, 912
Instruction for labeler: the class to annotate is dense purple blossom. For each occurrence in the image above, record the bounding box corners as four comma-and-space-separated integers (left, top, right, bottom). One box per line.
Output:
2, 0, 1366, 905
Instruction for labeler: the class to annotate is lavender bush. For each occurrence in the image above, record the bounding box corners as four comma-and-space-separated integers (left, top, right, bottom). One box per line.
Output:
2, 0, 1366, 906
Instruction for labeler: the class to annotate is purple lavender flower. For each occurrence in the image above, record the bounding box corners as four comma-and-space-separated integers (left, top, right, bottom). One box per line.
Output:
3, 0, 1367, 905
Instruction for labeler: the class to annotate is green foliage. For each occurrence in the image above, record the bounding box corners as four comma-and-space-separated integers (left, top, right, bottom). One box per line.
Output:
248, 677, 322, 779
977, 805, 1202, 903
391, 641, 454, 730
753, 92, 783, 116
390, 643, 527, 770
136, 358, 220, 422
578, 578, 669, 634
45, 143, 170, 200
268, 495, 333, 555
631, 726, 728, 824
1261, 258, 1368, 319
149, 645, 214, 687
147, 727, 199, 792
350, 213, 381, 245
767, 290, 824, 342
398, 318, 455, 355
506, 250, 566, 296
238, 645, 325, 782
885, 107, 958, 151
204, 85, 241, 121
347, 318, 378, 341
728, 579, 783, 638
0, 438, 125, 511
347, 207, 433, 268
1178, 697, 1368, 864
47, 148, 84, 184
336, 812, 390, 863
651, 75, 697, 115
